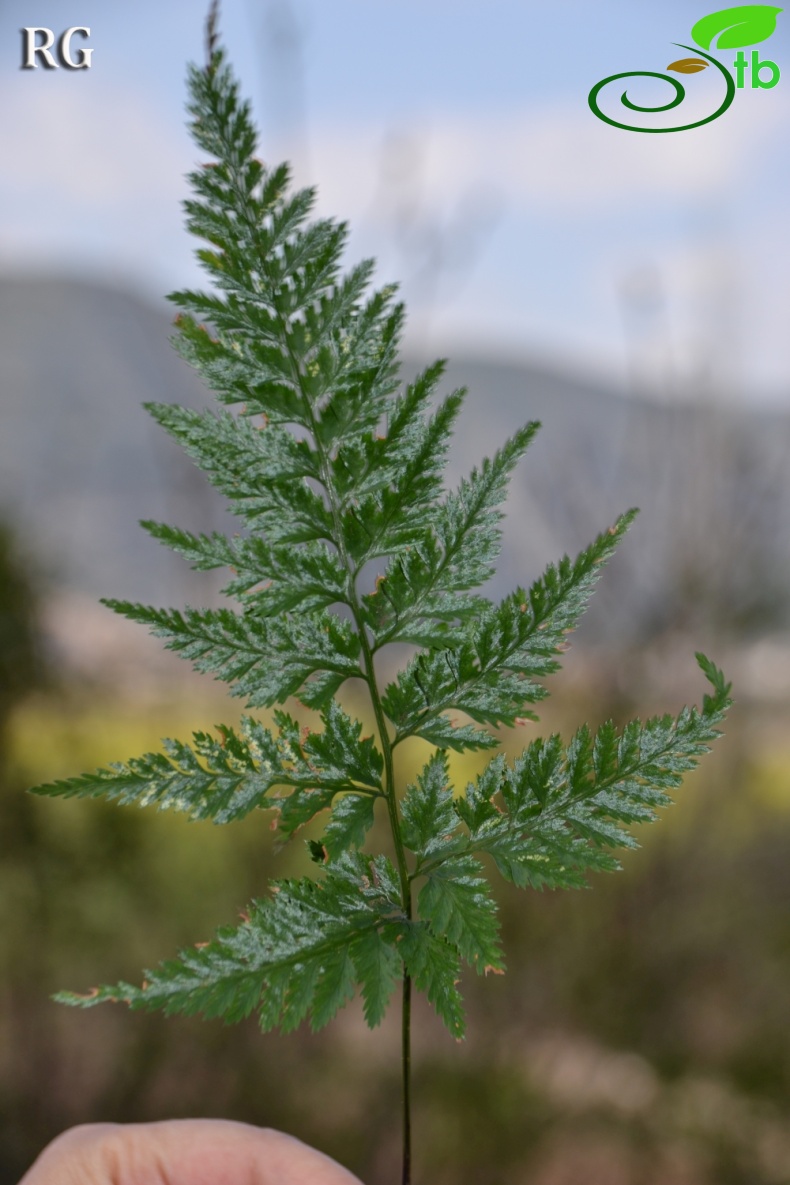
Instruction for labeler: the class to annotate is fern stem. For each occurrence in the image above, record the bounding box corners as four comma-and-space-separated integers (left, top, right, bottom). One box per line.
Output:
309, 437, 414, 1181
258, 231, 415, 1177
354, 621, 413, 1185
334, 534, 415, 1185
401, 966, 412, 1185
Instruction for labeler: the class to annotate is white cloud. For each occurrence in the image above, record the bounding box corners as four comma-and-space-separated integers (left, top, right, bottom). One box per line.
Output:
304, 88, 788, 225
2, 72, 788, 398
0, 80, 194, 286
3, 73, 785, 273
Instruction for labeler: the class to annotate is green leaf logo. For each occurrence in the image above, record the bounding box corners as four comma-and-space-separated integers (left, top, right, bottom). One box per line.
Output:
691, 4, 782, 49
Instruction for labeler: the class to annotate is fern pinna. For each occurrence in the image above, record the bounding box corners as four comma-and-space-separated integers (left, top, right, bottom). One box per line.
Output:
29, 33, 731, 1185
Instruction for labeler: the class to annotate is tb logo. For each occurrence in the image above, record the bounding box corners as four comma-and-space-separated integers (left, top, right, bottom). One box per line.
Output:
21, 27, 93, 70
589, 4, 782, 133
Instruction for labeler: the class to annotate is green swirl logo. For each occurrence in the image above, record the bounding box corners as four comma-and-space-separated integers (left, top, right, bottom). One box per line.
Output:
589, 5, 783, 133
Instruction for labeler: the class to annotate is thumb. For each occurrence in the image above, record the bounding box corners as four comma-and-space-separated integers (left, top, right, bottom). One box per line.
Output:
19, 1120, 366, 1185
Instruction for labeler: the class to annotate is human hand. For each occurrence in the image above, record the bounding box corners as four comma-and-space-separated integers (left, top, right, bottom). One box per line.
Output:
19, 1120, 366, 1185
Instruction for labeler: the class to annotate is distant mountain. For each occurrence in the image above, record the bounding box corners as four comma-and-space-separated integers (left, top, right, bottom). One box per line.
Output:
2, 275, 789, 644
0, 276, 223, 604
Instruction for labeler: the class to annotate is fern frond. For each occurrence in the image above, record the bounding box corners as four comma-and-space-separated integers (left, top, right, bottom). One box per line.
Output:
102, 600, 361, 709
30, 703, 383, 830
383, 511, 638, 748
57, 854, 403, 1033
141, 523, 347, 616
449, 654, 732, 890
42, 29, 733, 1107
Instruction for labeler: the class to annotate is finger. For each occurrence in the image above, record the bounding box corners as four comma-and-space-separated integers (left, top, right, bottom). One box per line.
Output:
19, 1120, 365, 1185
18, 1125, 118, 1185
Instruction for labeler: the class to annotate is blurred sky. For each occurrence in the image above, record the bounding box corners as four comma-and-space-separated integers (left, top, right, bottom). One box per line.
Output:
1, 0, 789, 400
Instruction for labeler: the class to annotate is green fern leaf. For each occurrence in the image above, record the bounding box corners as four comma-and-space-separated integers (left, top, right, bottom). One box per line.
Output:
102, 601, 361, 709
58, 855, 403, 1033
401, 752, 457, 860
382, 511, 637, 748
141, 523, 347, 616
418, 855, 504, 974
322, 793, 377, 859
461, 655, 731, 889
399, 923, 465, 1038
39, 34, 733, 1157
29, 706, 383, 829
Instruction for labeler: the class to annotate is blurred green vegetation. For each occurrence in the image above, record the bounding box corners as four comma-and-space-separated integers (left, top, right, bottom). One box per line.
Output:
2, 526, 790, 1185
